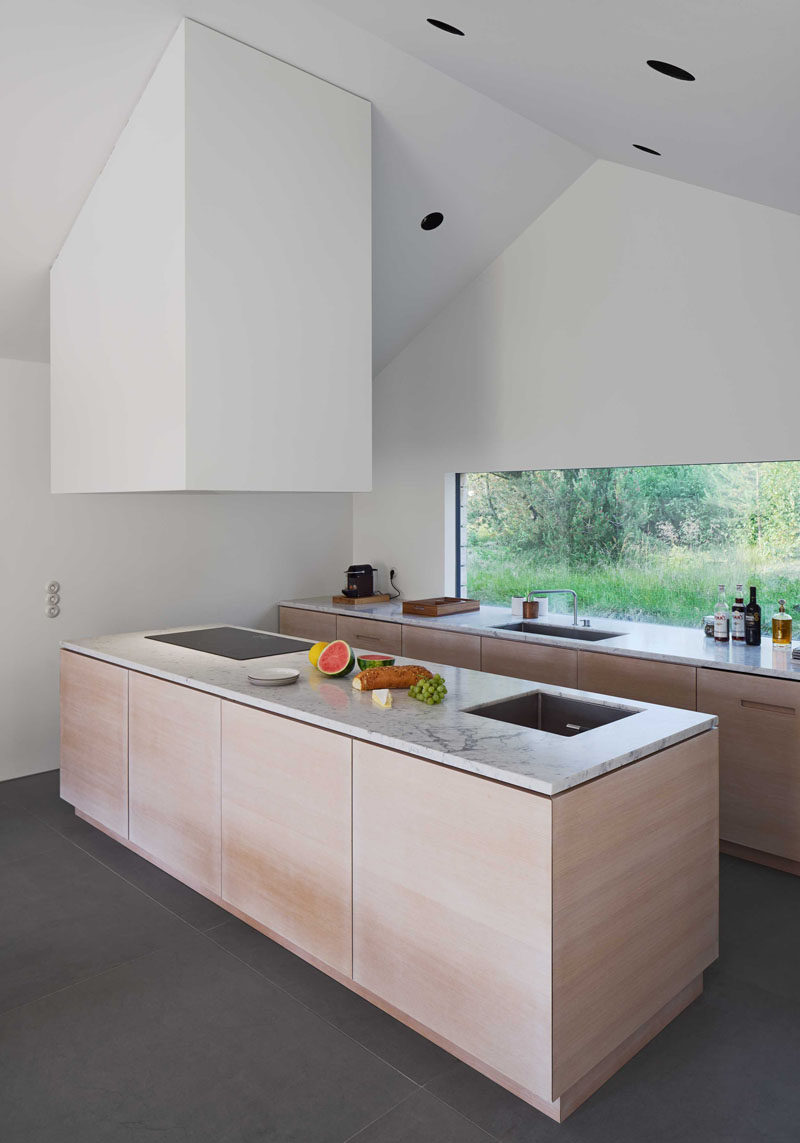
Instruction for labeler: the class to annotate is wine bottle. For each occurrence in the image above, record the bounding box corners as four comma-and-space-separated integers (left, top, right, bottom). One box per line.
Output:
772, 599, 793, 646
745, 586, 761, 646
714, 585, 729, 643
731, 585, 745, 642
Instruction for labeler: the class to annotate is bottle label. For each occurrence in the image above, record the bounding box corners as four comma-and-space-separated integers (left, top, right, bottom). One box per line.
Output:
714, 612, 729, 640
731, 611, 745, 639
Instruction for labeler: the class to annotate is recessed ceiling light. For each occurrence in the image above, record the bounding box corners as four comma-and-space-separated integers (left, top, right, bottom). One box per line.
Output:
646, 59, 695, 81
633, 144, 661, 155
427, 18, 465, 36
421, 212, 444, 231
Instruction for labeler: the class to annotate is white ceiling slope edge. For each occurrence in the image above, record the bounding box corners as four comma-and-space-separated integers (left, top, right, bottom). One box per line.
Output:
318, 0, 800, 220
1, 0, 591, 370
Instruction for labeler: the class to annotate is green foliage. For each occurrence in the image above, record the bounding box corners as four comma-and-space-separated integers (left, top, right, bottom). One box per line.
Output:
464, 462, 800, 627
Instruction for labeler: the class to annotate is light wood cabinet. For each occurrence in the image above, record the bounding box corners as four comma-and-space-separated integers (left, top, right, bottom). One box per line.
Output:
578, 651, 696, 710
129, 672, 221, 895
279, 606, 337, 643
481, 637, 578, 687
552, 730, 718, 1095
353, 740, 553, 1096
221, 702, 353, 975
402, 625, 481, 670
698, 668, 800, 862
336, 614, 403, 655
60, 651, 129, 838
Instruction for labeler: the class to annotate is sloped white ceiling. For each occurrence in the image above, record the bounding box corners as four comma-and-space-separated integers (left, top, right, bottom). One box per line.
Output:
318, 0, 800, 219
0, 0, 591, 369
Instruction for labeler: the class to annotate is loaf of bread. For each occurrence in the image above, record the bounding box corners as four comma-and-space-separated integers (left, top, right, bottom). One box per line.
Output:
352, 664, 433, 691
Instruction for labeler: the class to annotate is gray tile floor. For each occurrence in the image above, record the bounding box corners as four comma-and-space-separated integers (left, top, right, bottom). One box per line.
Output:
1, 769, 798, 1142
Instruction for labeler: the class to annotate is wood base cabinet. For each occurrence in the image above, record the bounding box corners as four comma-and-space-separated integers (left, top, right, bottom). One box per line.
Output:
698, 667, 800, 862
60, 651, 129, 837
401, 625, 481, 670
221, 702, 353, 975
353, 733, 717, 1114
578, 651, 696, 710
128, 672, 222, 896
279, 606, 337, 643
481, 637, 578, 687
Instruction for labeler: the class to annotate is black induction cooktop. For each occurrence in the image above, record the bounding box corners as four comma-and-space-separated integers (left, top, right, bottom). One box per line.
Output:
145, 627, 312, 660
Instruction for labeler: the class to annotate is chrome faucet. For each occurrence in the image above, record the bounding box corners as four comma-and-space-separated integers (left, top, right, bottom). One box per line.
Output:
527, 589, 579, 626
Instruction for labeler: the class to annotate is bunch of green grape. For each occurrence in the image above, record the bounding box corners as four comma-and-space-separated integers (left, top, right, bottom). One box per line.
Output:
409, 673, 447, 705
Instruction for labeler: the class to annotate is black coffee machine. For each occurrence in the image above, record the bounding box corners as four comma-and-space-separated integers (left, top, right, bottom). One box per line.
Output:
342, 564, 376, 598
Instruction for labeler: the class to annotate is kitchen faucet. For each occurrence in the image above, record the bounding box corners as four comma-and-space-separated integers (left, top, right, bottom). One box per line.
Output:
526, 588, 580, 626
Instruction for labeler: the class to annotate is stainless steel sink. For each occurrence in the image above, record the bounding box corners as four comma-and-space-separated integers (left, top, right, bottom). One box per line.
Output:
463, 691, 636, 737
492, 621, 619, 642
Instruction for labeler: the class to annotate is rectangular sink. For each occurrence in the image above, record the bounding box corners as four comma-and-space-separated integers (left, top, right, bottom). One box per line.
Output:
492, 621, 619, 642
463, 691, 636, 737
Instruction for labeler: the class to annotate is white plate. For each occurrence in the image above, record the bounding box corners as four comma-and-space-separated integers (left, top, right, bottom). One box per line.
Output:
247, 667, 300, 687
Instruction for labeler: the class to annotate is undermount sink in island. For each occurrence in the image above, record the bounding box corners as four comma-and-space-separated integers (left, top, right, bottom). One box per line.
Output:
59, 626, 718, 1122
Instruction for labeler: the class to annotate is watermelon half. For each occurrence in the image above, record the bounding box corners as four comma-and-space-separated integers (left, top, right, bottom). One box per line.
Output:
357, 653, 396, 671
316, 640, 355, 677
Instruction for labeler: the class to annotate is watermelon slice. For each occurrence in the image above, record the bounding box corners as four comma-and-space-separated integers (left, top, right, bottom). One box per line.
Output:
316, 640, 355, 677
357, 653, 396, 671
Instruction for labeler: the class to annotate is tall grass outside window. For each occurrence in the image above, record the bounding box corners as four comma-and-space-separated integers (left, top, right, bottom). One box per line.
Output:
459, 463, 800, 631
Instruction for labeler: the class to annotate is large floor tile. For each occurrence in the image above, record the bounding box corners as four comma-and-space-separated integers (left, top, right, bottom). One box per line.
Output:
0, 839, 189, 1014
712, 854, 800, 1002
0, 932, 414, 1143
0, 768, 60, 809
346, 1089, 493, 1142
0, 803, 65, 864
210, 917, 456, 1084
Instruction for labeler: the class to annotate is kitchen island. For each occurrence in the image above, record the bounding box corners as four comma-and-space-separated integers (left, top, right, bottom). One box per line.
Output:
60, 626, 718, 1122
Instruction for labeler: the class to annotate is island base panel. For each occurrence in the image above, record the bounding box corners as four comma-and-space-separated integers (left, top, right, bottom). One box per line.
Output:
73, 802, 706, 1122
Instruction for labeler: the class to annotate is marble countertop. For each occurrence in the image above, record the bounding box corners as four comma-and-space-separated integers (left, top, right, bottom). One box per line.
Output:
62, 625, 715, 797
281, 597, 800, 681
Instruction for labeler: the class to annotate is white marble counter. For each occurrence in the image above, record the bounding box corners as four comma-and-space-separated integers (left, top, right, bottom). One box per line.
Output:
62, 625, 715, 797
281, 597, 800, 681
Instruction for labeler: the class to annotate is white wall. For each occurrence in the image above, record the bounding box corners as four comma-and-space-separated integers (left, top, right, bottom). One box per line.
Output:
0, 358, 353, 781
354, 161, 800, 598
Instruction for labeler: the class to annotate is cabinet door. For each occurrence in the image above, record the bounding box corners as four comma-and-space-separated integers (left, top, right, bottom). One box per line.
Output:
279, 606, 337, 643
481, 638, 578, 688
336, 614, 403, 655
60, 651, 128, 837
129, 673, 221, 895
578, 652, 696, 710
222, 703, 353, 974
353, 741, 552, 1096
698, 668, 800, 860
402, 626, 481, 670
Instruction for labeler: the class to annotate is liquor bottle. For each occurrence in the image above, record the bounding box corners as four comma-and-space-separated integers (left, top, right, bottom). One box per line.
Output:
713, 585, 729, 643
771, 599, 793, 645
744, 586, 761, 646
731, 585, 745, 642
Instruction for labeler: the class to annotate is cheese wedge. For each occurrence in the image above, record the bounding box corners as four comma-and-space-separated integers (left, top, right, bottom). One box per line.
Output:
371, 688, 392, 708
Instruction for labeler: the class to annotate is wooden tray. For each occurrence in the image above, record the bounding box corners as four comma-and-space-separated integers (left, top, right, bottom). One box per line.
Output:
332, 593, 391, 605
402, 597, 481, 617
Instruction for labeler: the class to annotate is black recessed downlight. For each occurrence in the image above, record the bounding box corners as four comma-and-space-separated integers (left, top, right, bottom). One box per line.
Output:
421, 211, 444, 230
646, 59, 695, 81
427, 18, 465, 36
633, 144, 661, 155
